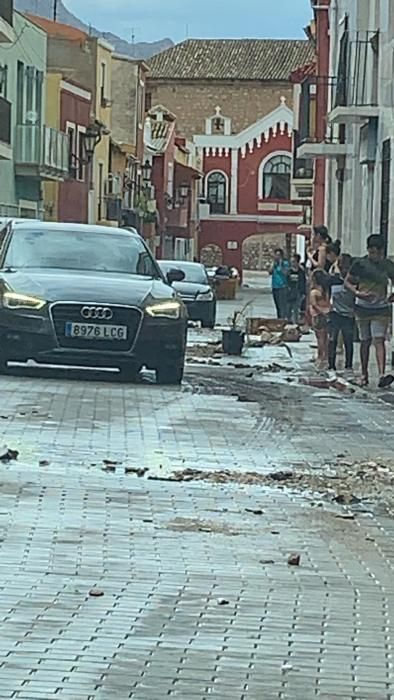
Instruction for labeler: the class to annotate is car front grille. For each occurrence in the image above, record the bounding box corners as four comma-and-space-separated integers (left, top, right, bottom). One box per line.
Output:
50, 303, 143, 352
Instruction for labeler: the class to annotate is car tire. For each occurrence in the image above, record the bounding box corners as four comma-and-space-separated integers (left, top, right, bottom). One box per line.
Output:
201, 307, 216, 329
156, 359, 184, 385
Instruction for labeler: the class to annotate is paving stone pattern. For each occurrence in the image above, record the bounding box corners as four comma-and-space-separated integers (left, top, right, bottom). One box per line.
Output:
0, 370, 392, 699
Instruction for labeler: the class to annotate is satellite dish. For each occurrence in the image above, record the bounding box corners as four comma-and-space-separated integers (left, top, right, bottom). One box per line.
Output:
26, 111, 38, 125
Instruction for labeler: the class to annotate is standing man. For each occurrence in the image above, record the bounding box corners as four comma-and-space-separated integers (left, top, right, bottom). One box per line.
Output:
287, 254, 306, 323
270, 248, 289, 319
346, 234, 394, 388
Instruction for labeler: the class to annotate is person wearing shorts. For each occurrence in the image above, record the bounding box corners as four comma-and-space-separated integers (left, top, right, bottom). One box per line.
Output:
346, 234, 394, 388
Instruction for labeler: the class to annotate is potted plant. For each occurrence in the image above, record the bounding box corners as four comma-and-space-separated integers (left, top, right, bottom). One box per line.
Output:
222, 299, 255, 355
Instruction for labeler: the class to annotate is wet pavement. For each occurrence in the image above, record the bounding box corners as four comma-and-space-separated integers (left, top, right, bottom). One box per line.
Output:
0, 291, 393, 699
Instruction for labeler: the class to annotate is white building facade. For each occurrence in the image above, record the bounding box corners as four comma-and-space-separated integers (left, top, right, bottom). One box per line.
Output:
326, 0, 394, 258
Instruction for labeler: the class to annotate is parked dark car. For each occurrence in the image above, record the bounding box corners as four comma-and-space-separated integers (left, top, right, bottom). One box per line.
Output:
159, 260, 217, 328
0, 222, 188, 384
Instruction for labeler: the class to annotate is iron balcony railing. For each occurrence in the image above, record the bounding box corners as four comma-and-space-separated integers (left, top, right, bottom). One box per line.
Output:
0, 0, 13, 26
15, 125, 69, 176
334, 30, 379, 108
0, 96, 11, 145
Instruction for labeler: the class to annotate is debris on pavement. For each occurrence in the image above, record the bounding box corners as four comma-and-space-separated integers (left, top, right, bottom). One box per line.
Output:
125, 466, 149, 477
300, 375, 355, 394
245, 508, 264, 515
0, 448, 19, 463
288, 553, 301, 566
268, 470, 294, 482
158, 457, 394, 511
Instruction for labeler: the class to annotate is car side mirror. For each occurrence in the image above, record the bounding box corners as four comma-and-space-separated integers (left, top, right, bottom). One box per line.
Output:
166, 268, 185, 284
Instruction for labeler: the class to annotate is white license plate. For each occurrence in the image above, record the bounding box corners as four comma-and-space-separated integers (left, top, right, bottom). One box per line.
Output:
65, 322, 128, 341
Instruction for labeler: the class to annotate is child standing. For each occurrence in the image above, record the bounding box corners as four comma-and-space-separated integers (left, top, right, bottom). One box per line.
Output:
310, 269, 331, 369
328, 254, 355, 376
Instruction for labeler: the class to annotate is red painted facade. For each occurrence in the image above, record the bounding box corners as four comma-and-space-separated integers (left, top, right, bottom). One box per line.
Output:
194, 101, 304, 273
58, 82, 91, 223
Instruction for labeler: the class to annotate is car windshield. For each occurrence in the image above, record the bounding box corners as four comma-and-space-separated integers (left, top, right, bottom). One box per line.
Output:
3, 228, 160, 277
160, 262, 208, 284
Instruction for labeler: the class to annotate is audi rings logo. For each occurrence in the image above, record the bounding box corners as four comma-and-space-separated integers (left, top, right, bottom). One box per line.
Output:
80, 306, 114, 320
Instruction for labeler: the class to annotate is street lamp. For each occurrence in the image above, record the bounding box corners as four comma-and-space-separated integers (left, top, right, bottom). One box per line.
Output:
82, 123, 103, 163
142, 159, 152, 184
179, 183, 190, 199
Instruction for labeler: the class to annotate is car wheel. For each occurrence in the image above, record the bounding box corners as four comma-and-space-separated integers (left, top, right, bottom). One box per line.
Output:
201, 307, 216, 329
156, 359, 184, 385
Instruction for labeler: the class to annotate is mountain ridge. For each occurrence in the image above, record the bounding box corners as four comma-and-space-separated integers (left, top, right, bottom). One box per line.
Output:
15, 0, 173, 59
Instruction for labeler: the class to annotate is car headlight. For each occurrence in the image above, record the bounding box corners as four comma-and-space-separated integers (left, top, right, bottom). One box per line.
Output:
145, 301, 182, 319
2, 292, 46, 310
197, 290, 214, 301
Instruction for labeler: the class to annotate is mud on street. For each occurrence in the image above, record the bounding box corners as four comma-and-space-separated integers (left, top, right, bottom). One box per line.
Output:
0, 341, 393, 699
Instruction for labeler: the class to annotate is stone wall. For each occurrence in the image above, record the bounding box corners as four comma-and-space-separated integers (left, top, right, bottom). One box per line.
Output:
242, 234, 295, 271
146, 80, 293, 138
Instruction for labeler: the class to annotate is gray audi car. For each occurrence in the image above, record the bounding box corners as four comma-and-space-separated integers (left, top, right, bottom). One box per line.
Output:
0, 221, 187, 384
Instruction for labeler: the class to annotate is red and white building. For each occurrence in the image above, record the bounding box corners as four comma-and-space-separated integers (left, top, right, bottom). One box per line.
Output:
194, 98, 305, 273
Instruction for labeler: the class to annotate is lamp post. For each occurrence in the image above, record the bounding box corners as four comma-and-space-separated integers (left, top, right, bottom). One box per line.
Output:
79, 121, 108, 224
141, 159, 152, 187
82, 123, 103, 164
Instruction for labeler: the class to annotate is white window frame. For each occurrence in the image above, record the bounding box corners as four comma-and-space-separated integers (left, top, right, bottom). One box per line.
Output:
205, 169, 229, 214
66, 121, 77, 177
100, 61, 107, 104
258, 150, 292, 200
76, 125, 86, 182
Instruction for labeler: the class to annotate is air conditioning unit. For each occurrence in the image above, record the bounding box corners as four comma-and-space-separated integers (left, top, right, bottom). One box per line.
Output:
105, 174, 122, 197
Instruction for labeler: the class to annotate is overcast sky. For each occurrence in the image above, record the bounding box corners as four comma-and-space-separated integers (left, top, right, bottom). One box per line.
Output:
66, 0, 311, 44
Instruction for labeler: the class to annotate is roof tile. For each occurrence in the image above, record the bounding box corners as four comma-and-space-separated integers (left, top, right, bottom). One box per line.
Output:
149, 39, 315, 81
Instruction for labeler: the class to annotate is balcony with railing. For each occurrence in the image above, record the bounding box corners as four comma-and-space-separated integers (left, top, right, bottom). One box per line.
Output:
15, 125, 69, 180
291, 130, 313, 201
329, 30, 380, 125
0, 96, 11, 159
0, 0, 14, 43
297, 77, 348, 160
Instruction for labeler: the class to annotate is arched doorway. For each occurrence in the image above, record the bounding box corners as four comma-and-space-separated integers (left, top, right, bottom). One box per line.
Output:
200, 243, 223, 266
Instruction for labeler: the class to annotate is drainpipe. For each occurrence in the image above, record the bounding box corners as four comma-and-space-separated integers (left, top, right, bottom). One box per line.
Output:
313, 0, 331, 227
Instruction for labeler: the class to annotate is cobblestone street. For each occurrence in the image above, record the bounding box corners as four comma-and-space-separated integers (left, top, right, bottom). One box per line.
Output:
0, 292, 393, 699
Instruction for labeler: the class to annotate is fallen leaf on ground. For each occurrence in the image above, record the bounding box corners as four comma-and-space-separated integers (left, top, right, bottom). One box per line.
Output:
288, 553, 301, 566
0, 449, 19, 463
